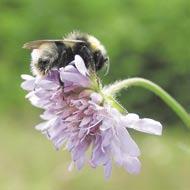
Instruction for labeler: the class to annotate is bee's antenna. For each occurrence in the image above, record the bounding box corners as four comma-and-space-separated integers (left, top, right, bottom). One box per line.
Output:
104, 57, 110, 76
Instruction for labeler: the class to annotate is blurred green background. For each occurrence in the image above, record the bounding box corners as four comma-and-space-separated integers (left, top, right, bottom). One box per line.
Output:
1, 0, 190, 189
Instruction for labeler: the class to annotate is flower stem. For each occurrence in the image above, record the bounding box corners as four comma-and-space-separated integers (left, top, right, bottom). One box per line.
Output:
104, 77, 190, 128
105, 95, 128, 114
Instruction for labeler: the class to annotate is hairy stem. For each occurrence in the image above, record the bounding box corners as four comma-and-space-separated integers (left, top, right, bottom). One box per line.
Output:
104, 77, 190, 128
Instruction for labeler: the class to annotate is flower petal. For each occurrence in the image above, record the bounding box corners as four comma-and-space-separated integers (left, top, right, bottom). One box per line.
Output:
21, 80, 35, 91
21, 74, 34, 80
128, 118, 162, 135
72, 140, 89, 161
104, 160, 112, 179
35, 121, 49, 131
122, 113, 139, 125
63, 72, 89, 86
37, 79, 59, 89
74, 55, 89, 76
76, 156, 85, 170
90, 92, 103, 104
116, 126, 140, 157
124, 156, 141, 174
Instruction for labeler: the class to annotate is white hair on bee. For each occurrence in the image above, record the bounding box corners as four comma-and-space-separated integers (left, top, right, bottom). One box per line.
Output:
31, 49, 40, 76
66, 31, 107, 54
30, 43, 59, 76
88, 35, 107, 55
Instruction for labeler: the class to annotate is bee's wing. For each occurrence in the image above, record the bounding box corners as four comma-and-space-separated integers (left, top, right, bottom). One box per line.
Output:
23, 39, 85, 49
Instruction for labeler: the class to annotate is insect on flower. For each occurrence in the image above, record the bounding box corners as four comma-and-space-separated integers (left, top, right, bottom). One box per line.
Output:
23, 31, 109, 76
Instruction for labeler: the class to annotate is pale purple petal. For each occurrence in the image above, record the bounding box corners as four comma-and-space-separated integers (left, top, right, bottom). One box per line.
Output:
100, 119, 112, 131
60, 65, 76, 73
21, 80, 35, 91
91, 138, 110, 166
21, 74, 34, 80
37, 79, 59, 89
63, 72, 90, 86
91, 149, 109, 166
90, 92, 103, 104
46, 69, 60, 82
72, 140, 90, 161
116, 126, 140, 157
21, 74, 36, 91
101, 129, 113, 148
124, 156, 141, 174
127, 117, 162, 135
68, 161, 74, 172
40, 110, 55, 120
74, 55, 89, 76
104, 160, 112, 179
76, 156, 85, 170
110, 139, 123, 165
79, 116, 92, 127
35, 121, 49, 131
122, 113, 139, 125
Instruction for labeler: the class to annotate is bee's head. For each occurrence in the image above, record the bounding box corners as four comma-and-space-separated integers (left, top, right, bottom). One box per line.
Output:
30, 43, 59, 76
65, 32, 109, 74
86, 35, 109, 74
93, 51, 109, 71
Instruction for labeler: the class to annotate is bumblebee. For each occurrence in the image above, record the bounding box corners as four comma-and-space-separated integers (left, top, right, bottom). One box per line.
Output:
23, 31, 109, 76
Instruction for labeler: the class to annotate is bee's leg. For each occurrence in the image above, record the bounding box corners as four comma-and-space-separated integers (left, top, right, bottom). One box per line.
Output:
78, 45, 96, 71
94, 51, 109, 74
94, 51, 102, 70
58, 49, 67, 67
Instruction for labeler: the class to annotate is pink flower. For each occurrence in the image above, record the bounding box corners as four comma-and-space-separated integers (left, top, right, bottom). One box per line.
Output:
21, 55, 162, 179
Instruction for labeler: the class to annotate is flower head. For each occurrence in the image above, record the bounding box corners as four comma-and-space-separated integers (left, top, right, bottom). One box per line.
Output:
21, 55, 162, 179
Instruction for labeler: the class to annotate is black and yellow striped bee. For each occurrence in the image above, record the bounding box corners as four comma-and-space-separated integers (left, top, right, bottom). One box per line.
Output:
23, 31, 109, 76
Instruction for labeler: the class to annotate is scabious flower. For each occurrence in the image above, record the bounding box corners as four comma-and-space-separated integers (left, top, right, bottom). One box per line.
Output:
21, 55, 162, 179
